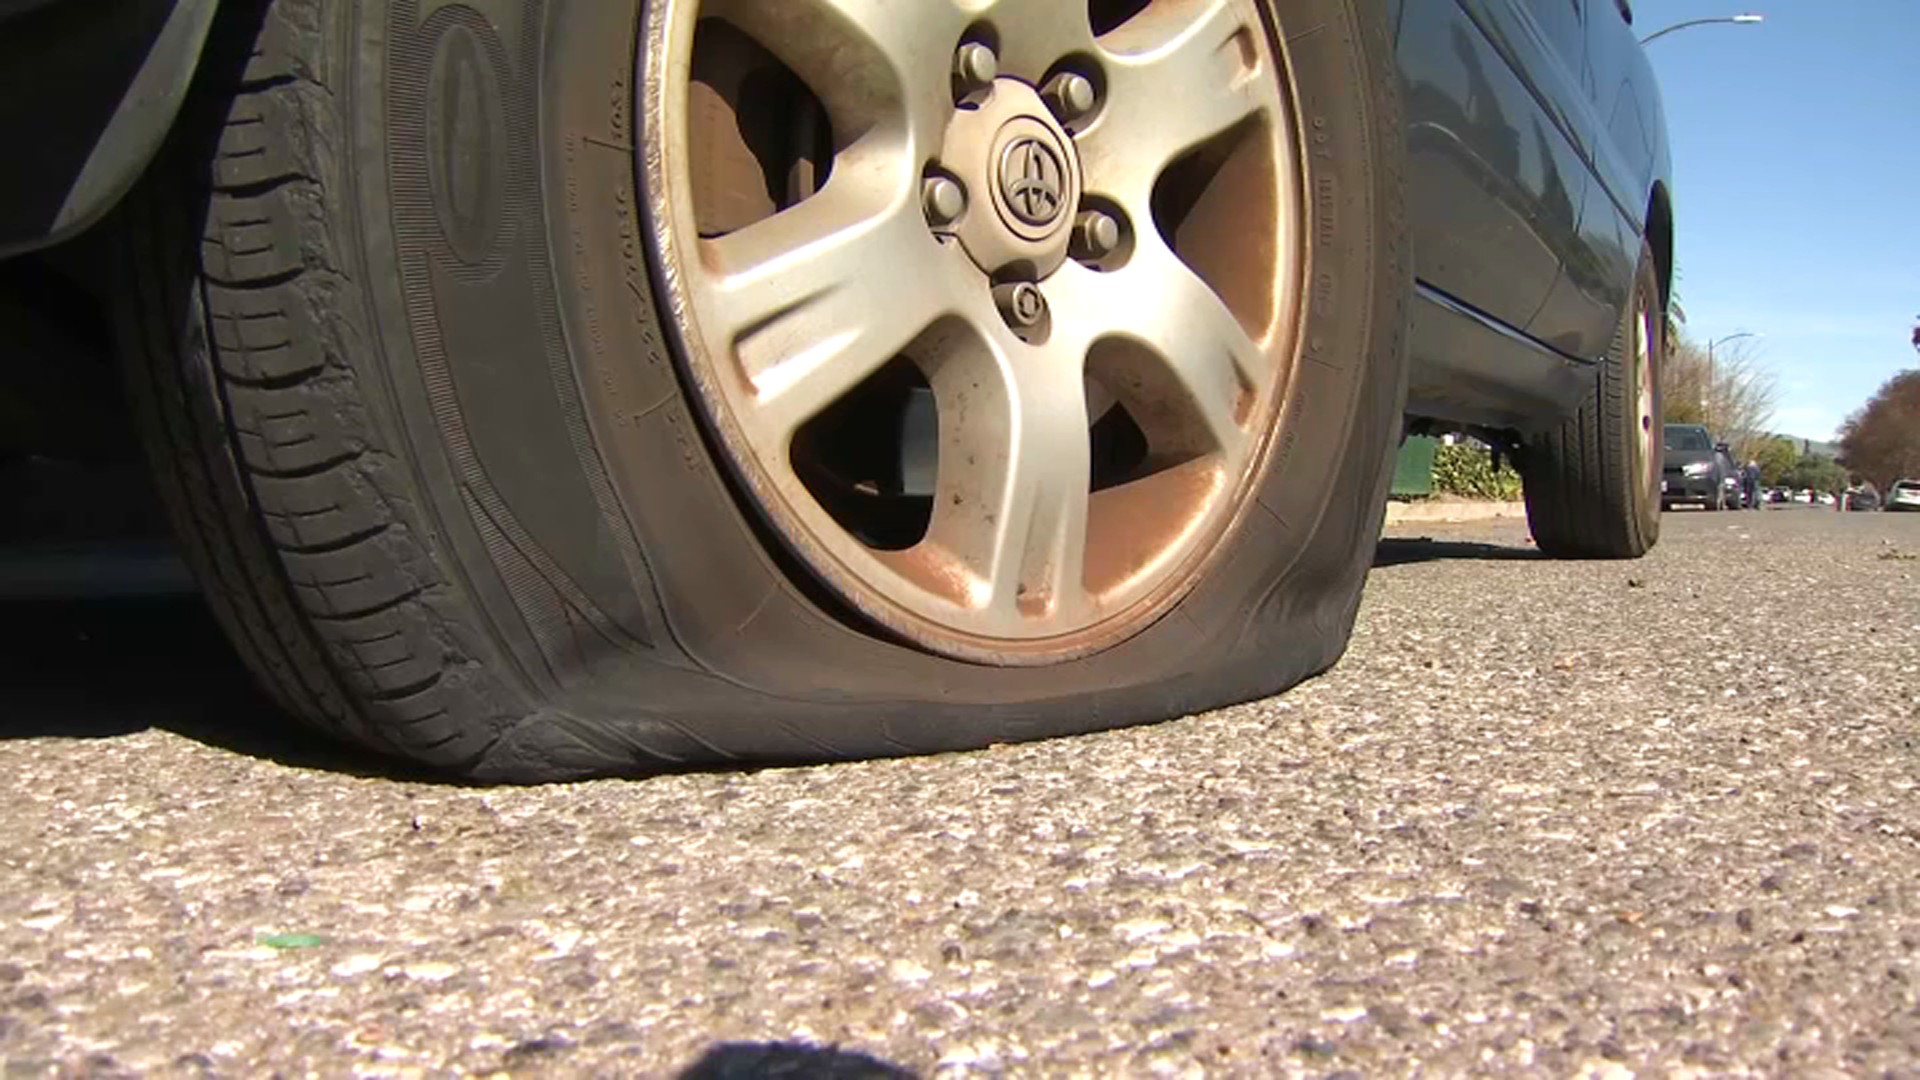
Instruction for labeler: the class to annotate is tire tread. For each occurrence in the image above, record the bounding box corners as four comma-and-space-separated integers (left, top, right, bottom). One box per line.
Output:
1520, 246, 1662, 560
119, 0, 526, 773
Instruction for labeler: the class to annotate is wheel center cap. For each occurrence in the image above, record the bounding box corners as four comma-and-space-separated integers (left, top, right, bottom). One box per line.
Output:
934, 80, 1082, 278
985, 119, 1074, 245
997, 134, 1068, 230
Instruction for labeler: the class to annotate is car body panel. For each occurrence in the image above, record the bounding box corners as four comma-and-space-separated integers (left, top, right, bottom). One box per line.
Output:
1452, 0, 1611, 360
1585, 0, 1673, 228
0, 0, 219, 258
1397, 0, 1571, 335
0, 0, 1672, 452
1523, 167, 1636, 360
1404, 283, 1591, 429
1396, 0, 1670, 432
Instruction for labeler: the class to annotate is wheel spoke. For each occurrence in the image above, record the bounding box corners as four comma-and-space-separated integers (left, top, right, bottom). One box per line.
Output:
924, 344, 1092, 622
705, 0, 965, 152
1052, 246, 1264, 462
1079, 0, 1272, 204
702, 169, 952, 442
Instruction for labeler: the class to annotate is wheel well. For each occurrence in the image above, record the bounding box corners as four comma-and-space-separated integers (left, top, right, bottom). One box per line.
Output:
1644, 184, 1674, 313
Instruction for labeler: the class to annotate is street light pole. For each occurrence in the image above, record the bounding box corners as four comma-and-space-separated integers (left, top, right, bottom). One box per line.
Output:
1705, 331, 1759, 430
1640, 14, 1764, 46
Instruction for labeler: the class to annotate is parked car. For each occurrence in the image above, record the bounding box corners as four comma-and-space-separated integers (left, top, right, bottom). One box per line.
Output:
1845, 486, 1882, 512
1722, 475, 1745, 510
0, 0, 1676, 779
1717, 448, 1748, 509
1662, 425, 1732, 510
1888, 480, 1920, 512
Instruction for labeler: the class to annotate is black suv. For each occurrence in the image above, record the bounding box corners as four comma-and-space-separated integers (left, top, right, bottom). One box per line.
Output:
1662, 424, 1732, 511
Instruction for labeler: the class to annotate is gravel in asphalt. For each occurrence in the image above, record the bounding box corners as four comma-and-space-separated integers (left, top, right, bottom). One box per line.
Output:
2, 509, 1917, 1076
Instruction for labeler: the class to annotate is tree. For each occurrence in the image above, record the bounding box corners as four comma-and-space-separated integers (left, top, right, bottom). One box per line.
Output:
1752, 435, 1798, 486
1838, 369, 1920, 491
1659, 330, 1778, 450
1782, 453, 1847, 495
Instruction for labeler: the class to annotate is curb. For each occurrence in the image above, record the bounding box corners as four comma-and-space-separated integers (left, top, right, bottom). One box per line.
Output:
1382, 500, 1527, 526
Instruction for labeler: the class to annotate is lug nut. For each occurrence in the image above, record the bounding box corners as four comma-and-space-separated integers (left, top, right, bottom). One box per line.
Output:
953, 42, 998, 98
1041, 72, 1097, 124
922, 176, 966, 226
993, 282, 1047, 331
1071, 210, 1121, 260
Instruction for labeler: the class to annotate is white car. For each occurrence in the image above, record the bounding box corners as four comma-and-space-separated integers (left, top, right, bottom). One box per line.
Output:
1888, 480, 1920, 512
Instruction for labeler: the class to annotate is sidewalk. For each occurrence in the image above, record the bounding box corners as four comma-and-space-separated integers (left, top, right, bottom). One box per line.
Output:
1382, 499, 1527, 526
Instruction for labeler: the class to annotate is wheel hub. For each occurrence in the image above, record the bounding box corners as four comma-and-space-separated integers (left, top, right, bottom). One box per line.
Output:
933, 80, 1081, 280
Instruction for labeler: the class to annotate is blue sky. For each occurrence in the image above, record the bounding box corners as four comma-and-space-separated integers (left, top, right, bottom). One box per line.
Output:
1643, 0, 1920, 441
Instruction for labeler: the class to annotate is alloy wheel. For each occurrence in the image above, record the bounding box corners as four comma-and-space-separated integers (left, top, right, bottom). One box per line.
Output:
641, 0, 1307, 663
1636, 293, 1659, 496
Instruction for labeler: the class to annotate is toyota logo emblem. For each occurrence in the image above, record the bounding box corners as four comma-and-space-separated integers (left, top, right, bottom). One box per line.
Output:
998, 137, 1066, 228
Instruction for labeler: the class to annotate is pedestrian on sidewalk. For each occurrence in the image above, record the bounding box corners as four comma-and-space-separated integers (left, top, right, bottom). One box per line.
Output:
1742, 460, 1763, 510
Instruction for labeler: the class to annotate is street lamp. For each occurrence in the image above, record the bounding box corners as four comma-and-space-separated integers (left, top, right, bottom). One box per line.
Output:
1704, 331, 1759, 428
1641, 14, 1764, 46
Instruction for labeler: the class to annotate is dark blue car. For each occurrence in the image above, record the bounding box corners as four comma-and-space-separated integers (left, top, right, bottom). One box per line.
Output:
0, 0, 1676, 778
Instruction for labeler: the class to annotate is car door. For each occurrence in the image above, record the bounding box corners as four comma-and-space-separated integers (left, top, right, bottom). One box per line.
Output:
1521, 0, 1658, 361
1492, 0, 1642, 361
1584, 0, 1668, 226
1397, 0, 1591, 337
1398, 0, 1648, 366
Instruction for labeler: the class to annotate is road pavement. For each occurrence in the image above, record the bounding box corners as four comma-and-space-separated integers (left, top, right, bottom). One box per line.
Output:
3, 509, 1918, 1076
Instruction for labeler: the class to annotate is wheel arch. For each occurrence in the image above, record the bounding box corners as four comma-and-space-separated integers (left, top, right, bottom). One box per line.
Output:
0, 0, 221, 260
1644, 182, 1675, 315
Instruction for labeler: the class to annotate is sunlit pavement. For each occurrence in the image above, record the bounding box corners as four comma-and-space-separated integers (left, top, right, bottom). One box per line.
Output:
3, 510, 1917, 1074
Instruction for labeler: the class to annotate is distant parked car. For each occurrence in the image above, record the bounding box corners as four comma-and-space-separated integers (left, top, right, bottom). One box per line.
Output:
1719, 455, 1746, 510
1662, 425, 1732, 510
1846, 486, 1882, 512
1715, 446, 1743, 508
1888, 480, 1920, 512
1722, 477, 1745, 509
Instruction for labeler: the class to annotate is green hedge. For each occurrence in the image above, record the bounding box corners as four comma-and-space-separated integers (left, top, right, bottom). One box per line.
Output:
1431, 442, 1523, 501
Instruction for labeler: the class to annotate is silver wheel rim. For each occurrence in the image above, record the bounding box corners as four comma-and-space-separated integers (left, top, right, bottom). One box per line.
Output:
642, 0, 1306, 663
1636, 296, 1658, 496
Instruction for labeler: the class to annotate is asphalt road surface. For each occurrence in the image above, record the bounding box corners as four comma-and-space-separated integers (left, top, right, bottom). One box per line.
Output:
3, 509, 1917, 1076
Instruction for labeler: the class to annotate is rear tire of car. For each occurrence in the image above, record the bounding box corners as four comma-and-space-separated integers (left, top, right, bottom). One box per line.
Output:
1519, 243, 1662, 558
115, 0, 1409, 780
